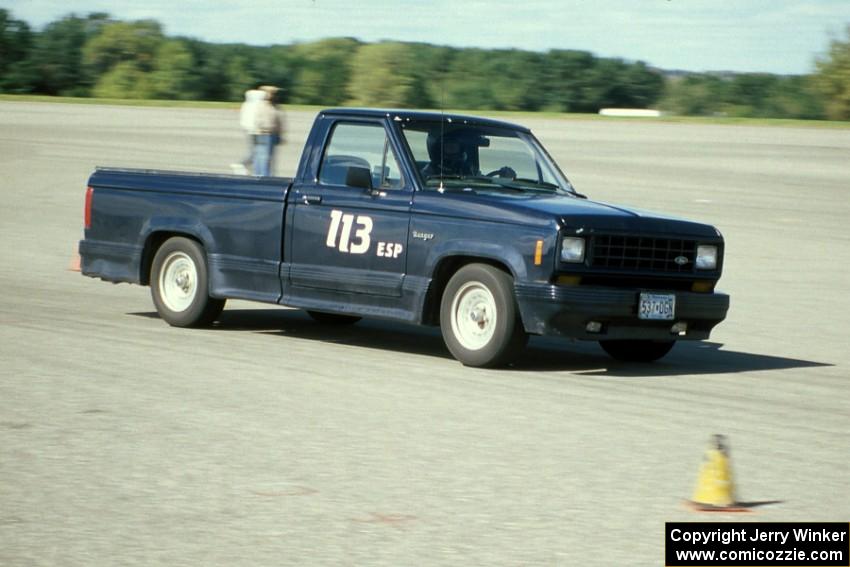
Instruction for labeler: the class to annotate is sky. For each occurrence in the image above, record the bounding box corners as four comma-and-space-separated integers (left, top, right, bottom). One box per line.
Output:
5, 0, 850, 74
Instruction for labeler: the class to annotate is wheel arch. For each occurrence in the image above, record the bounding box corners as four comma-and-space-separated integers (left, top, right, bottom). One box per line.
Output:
421, 255, 515, 326
140, 231, 205, 286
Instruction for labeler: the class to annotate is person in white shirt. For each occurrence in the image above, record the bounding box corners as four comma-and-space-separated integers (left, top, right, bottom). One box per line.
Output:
252, 86, 283, 176
231, 88, 265, 174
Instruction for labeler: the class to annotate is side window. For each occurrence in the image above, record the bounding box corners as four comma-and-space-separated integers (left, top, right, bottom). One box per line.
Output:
318, 122, 404, 189
403, 129, 430, 166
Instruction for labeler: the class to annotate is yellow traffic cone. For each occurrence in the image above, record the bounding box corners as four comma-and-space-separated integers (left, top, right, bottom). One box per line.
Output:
688, 434, 750, 512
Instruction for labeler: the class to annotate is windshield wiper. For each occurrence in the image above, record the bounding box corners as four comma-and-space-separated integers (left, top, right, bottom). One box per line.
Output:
489, 178, 567, 193
425, 175, 542, 193
425, 174, 466, 181
510, 178, 560, 191
425, 174, 522, 190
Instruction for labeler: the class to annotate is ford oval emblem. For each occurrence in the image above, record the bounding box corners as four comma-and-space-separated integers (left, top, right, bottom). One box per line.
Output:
674, 255, 690, 266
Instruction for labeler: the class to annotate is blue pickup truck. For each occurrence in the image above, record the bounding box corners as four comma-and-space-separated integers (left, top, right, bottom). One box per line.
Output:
80, 108, 729, 367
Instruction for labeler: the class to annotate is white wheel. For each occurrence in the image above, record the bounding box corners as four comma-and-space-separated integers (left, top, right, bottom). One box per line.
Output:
449, 281, 498, 351
150, 237, 225, 327
439, 263, 527, 367
158, 251, 197, 313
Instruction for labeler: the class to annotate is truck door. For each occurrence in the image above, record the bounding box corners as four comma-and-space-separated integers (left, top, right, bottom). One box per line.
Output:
287, 119, 411, 300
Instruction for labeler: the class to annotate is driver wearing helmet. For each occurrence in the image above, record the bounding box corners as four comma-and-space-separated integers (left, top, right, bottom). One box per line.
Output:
421, 130, 478, 178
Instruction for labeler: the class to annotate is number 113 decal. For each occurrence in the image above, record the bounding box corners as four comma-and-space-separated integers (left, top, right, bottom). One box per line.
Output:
326, 209, 373, 254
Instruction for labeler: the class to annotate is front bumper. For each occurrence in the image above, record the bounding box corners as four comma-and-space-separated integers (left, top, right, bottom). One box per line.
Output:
514, 282, 730, 341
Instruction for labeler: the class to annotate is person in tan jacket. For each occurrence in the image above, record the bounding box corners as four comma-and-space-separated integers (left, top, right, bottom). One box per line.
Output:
252, 86, 283, 176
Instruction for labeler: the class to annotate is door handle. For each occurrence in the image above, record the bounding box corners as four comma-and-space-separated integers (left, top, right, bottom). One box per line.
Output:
301, 194, 322, 205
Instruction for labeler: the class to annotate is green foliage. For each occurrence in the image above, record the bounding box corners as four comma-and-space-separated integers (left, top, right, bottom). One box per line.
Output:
660, 73, 825, 119
542, 50, 598, 112
442, 49, 493, 109
619, 61, 665, 109
347, 42, 418, 107
149, 40, 196, 99
0, 10, 31, 69
84, 20, 200, 100
439, 48, 548, 111
222, 50, 260, 101
0, 9, 843, 120
83, 20, 164, 76
762, 75, 824, 120
483, 50, 545, 110
814, 25, 850, 120
660, 75, 729, 116
258, 45, 296, 102
14, 13, 109, 96
587, 59, 633, 110
0, 9, 33, 92
92, 61, 154, 98
180, 41, 234, 101
399, 43, 452, 109
290, 38, 359, 105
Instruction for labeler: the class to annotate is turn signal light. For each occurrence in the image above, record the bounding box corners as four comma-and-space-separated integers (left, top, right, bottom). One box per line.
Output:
84, 186, 93, 230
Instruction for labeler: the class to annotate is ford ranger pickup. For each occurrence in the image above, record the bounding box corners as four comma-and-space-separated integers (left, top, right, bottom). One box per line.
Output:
79, 108, 729, 367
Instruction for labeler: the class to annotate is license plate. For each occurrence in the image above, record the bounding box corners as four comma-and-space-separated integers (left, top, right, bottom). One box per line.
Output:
638, 293, 675, 320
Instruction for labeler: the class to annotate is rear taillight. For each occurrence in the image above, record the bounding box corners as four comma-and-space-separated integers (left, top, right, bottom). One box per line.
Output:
84, 186, 93, 229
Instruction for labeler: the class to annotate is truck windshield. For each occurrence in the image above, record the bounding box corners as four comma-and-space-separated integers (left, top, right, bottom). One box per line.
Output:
398, 119, 575, 194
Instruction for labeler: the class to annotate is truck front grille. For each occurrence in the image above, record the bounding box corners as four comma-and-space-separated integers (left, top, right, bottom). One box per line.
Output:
590, 235, 696, 273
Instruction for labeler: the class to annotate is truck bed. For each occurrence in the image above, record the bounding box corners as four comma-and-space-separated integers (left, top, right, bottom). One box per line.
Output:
87, 167, 292, 201
80, 167, 292, 304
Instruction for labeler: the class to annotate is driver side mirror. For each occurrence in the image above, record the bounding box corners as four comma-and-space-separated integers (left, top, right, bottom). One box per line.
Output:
345, 166, 372, 190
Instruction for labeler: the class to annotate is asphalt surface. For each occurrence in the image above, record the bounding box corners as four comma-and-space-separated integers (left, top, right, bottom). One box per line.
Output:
1, 102, 848, 566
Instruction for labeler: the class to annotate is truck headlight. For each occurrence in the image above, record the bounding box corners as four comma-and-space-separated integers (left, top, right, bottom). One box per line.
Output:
560, 237, 585, 263
696, 245, 718, 270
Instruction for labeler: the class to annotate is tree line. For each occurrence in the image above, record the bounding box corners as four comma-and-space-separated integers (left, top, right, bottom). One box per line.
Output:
2, 10, 848, 120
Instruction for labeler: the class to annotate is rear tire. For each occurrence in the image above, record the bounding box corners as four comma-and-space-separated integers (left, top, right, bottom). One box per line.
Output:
440, 263, 527, 367
307, 311, 361, 325
150, 237, 225, 327
599, 340, 675, 362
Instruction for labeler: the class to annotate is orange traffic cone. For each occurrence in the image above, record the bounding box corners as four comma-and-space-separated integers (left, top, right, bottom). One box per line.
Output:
686, 434, 751, 512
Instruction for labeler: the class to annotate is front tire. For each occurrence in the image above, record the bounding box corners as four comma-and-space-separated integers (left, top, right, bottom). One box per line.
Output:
599, 340, 675, 362
440, 264, 527, 367
150, 237, 225, 327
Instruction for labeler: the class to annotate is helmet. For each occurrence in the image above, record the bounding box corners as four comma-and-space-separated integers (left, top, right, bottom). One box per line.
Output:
426, 129, 467, 171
